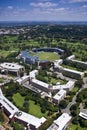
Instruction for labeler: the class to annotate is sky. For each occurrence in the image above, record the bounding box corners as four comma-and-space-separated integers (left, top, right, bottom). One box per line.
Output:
0, 0, 87, 21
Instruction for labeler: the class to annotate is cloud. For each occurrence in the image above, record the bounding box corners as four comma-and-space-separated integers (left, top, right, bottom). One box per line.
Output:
82, 5, 87, 8
69, 0, 87, 3
30, 2, 58, 8
7, 6, 13, 9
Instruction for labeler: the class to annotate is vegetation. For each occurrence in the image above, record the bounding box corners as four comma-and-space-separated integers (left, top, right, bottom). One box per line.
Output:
31, 52, 59, 61
2, 81, 58, 118
0, 25, 87, 62
0, 24, 87, 129
36, 69, 67, 85
0, 111, 4, 122
0, 78, 5, 83
67, 123, 85, 130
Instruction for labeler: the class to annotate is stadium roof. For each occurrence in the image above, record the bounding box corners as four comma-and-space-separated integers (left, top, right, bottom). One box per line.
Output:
21, 51, 38, 60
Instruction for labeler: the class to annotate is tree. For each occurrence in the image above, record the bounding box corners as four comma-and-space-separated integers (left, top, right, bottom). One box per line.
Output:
59, 100, 67, 109
0, 111, 4, 122
72, 116, 79, 124
13, 122, 24, 130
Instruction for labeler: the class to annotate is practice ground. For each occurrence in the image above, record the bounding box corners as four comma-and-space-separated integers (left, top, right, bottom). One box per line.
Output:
30, 52, 59, 61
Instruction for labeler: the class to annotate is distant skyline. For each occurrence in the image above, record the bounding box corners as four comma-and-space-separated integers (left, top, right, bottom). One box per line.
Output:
0, 0, 87, 21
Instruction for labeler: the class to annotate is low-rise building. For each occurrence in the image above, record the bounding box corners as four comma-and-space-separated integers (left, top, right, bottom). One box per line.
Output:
53, 80, 75, 91
30, 78, 52, 93
14, 111, 46, 130
0, 88, 46, 130
53, 90, 66, 104
79, 112, 87, 120
29, 70, 38, 79
47, 113, 71, 130
67, 55, 87, 69
62, 68, 84, 79
16, 75, 30, 85
0, 62, 25, 76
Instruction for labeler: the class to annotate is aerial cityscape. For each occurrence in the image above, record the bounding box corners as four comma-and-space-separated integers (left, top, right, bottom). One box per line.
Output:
0, 0, 87, 130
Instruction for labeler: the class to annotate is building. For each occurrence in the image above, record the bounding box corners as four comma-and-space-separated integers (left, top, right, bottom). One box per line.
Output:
0, 88, 46, 130
67, 55, 87, 69
20, 48, 64, 65
62, 80, 75, 91
53, 90, 66, 104
66, 55, 75, 60
0, 88, 19, 119
14, 111, 46, 130
54, 59, 63, 69
32, 48, 64, 55
29, 70, 38, 79
30, 78, 52, 93
47, 113, 71, 130
16, 75, 30, 85
20, 51, 39, 65
79, 112, 87, 120
62, 68, 84, 79
0, 62, 25, 76
53, 80, 75, 91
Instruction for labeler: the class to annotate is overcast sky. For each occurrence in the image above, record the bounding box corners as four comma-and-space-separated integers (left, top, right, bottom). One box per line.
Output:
0, 0, 87, 21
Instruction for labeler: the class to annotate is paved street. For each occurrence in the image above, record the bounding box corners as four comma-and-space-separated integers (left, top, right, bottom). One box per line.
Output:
61, 77, 87, 114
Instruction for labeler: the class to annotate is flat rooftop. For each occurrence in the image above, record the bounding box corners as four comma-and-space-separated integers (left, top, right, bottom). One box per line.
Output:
32, 78, 49, 89
47, 113, 71, 130
0, 62, 24, 70
64, 68, 84, 75
53, 90, 66, 101
15, 111, 46, 128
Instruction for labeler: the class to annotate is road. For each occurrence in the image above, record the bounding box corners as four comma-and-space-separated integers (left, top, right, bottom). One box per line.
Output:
61, 77, 87, 114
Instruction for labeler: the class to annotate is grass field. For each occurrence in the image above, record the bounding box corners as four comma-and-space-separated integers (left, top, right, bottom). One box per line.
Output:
0, 78, 5, 83
29, 100, 48, 118
68, 123, 86, 130
30, 52, 59, 61
12, 93, 24, 107
12, 93, 48, 118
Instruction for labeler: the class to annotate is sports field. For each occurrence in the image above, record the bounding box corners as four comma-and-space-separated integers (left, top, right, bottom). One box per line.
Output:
34, 52, 59, 61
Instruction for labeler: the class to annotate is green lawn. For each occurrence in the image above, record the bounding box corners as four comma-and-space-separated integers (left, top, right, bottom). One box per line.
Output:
12, 93, 48, 118
0, 50, 11, 58
67, 123, 86, 130
12, 93, 24, 107
30, 52, 59, 61
0, 78, 5, 83
71, 86, 79, 93
29, 100, 48, 118
49, 77, 67, 85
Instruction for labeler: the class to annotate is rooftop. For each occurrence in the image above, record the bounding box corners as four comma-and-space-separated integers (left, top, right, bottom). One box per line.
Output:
64, 68, 84, 75
15, 111, 46, 128
0, 62, 24, 70
32, 78, 49, 89
53, 90, 66, 101
47, 113, 71, 130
